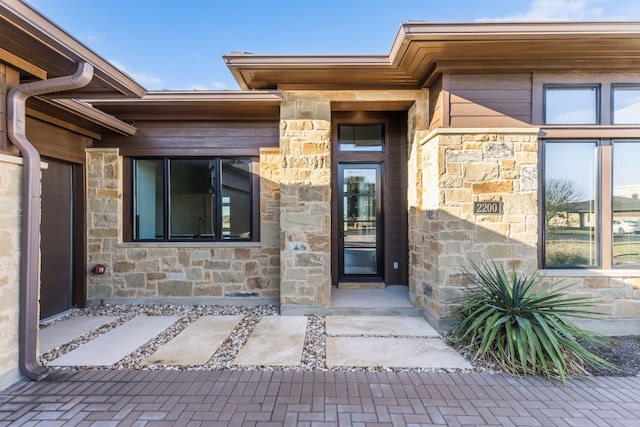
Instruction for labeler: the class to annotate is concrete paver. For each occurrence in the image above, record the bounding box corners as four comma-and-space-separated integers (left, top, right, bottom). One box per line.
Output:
327, 336, 473, 369
39, 315, 118, 354
48, 316, 179, 366
2, 370, 639, 426
144, 315, 243, 366
326, 315, 439, 337
234, 316, 307, 366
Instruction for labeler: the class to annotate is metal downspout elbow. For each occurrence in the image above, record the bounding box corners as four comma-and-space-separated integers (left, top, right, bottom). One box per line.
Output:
7, 62, 94, 381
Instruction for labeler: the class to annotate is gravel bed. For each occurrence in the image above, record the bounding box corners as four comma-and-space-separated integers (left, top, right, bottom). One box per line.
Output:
42, 304, 638, 377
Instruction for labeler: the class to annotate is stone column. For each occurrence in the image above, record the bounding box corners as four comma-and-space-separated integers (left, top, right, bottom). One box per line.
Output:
0, 64, 23, 389
279, 93, 332, 313
86, 148, 122, 301
0, 155, 23, 390
417, 130, 539, 330
407, 90, 430, 308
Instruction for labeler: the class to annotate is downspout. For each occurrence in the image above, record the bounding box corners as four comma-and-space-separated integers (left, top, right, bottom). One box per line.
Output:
7, 62, 94, 381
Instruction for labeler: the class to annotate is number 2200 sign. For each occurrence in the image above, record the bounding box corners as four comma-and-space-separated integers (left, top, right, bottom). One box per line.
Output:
473, 201, 502, 214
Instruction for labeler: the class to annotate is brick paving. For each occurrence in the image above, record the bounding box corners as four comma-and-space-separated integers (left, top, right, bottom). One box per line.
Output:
1, 370, 639, 426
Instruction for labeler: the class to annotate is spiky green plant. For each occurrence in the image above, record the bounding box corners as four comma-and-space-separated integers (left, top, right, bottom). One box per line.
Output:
453, 262, 613, 383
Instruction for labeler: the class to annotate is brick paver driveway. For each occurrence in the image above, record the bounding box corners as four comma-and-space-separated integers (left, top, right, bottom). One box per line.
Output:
1, 370, 639, 426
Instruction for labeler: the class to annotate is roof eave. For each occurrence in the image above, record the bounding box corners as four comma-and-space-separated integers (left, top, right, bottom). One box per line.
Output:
0, 0, 146, 98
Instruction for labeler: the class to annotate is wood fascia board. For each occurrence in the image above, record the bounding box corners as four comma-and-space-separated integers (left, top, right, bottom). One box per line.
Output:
0, 47, 46, 79
89, 90, 283, 104
47, 99, 137, 136
0, 0, 146, 97
399, 21, 640, 40
225, 21, 640, 90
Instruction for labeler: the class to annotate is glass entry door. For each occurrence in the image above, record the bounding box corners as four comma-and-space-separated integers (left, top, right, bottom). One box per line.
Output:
338, 164, 383, 278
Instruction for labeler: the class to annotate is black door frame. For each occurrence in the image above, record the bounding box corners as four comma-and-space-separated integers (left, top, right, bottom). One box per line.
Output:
337, 162, 384, 281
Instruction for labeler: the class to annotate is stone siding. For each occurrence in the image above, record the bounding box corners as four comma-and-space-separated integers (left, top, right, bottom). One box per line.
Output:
86, 148, 280, 304
410, 130, 540, 329
0, 155, 22, 390
279, 93, 332, 308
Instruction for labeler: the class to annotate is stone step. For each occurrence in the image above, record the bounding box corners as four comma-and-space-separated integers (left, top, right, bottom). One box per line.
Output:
234, 316, 307, 366
326, 336, 472, 369
39, 316, 119, 354
144, 315, 243, 366
326, 316, 439, 337
49, 316, 178, 367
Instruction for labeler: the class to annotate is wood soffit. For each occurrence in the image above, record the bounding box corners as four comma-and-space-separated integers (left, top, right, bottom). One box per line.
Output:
87, 91, 283, 121
224, 21, 640, 90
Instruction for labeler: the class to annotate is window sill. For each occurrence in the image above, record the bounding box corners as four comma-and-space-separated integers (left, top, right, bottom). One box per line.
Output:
540, 268, 640, 278
118, 241, 261, 249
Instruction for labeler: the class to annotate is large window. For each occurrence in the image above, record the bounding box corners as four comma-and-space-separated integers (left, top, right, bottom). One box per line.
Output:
544, 85, 600, 125
543, 141, 598, 267
132, 157, 253, 241
543, 140, 640, 269
612, 141, 640, 266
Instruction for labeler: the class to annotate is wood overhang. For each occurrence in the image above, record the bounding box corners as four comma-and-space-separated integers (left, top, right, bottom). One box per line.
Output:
0, 0, 145, 98
87, 91, 282, 121
224, 21, 640, 90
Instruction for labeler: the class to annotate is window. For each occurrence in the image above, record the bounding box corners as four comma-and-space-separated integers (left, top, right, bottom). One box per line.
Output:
543, 140, 598, 267
544, 85, 599, 125
543, 140, 640, 269
132, 157, 253, 241
612, 141, 640, 267
338, 124, 384, 152
613, 85, 640, 125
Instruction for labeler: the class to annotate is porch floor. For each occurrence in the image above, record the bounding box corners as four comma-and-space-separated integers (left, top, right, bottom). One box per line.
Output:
329, 285, 421, 316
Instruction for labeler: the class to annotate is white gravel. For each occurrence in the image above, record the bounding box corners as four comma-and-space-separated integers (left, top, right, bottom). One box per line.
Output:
39, 304, 498, 374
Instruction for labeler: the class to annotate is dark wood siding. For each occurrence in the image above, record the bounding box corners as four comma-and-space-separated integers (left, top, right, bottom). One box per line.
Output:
96, 121, 279, 156
26, 117, 91, 164
447, 73, 533, 127
429, 75, 444, 130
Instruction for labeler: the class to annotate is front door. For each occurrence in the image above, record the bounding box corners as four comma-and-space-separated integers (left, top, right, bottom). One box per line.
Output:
40, 159, 74, 318
338, 163, 383, 279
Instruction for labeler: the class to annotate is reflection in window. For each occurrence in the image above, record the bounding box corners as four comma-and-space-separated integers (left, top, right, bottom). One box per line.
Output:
134, 159, 164, 239
133, 157, 253, 241
339, 124, 383, 152
613, 85, 640, 125
544, 85, 599, 125
612, 141, 640, 267
221, 158, 252, 239
544, 141, 598, 267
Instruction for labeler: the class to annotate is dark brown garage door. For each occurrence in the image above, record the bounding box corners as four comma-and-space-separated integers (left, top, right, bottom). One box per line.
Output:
40, 159, 73, 318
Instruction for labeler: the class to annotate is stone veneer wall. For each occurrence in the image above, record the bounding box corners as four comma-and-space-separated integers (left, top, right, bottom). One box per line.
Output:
411, 130, 540, 330
410, 129, 640, 332
0, 155, 22, 390
278, 93, 332, 310
86, 147, 281, 304
277, 90, 427, 312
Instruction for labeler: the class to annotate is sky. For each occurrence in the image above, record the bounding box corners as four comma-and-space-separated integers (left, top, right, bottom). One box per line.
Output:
24, 0, 640, 91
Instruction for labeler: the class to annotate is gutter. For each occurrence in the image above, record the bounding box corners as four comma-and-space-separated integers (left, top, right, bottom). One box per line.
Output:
7, 61, 94, 381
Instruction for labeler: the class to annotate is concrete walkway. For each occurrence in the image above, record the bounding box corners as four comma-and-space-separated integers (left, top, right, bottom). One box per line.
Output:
2, 369, 639, 426
38, 314, 471, 371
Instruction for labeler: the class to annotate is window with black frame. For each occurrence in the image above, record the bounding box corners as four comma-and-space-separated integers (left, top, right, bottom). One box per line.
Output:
542, 139, 640, 269
544, 84, 600, 125
132, 157, 253, 241
543, 140, 599, 267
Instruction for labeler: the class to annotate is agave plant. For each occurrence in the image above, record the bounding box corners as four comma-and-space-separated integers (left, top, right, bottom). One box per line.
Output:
453, 261, 613, 383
